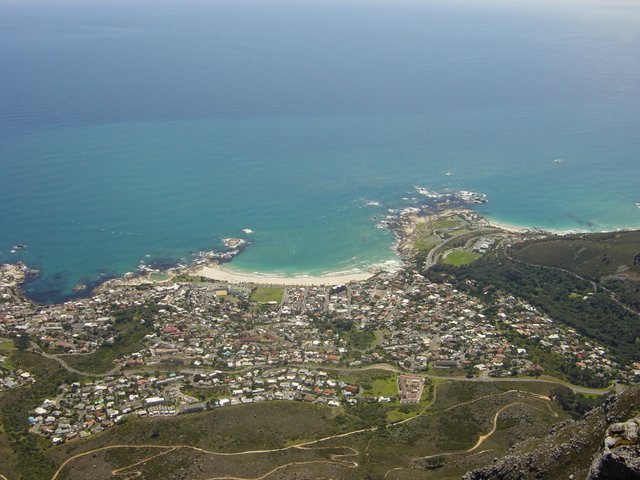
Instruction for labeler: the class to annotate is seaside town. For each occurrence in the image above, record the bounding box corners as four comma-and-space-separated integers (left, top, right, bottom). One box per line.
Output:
0, 203, 631, 445
3, 2, 640, 478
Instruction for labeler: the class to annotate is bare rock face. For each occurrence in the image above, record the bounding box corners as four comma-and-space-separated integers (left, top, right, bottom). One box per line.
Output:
463, 389, 640, 480
587, 416, 640, 480
587, 445, 640, 479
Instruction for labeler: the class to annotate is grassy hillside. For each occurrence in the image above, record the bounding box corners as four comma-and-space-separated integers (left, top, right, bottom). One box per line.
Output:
46, 381, 567, 480
511, 231, 640, 311
511, 231, 640, 278
464, 387, 640, 480
0, 352, 79, 480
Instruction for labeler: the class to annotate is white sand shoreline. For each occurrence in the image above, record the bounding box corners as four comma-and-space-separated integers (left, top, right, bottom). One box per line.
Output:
195, 264, 374, 286
485, 218, 587, 235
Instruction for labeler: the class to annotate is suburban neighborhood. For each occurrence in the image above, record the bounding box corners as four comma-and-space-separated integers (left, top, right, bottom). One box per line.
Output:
0, 247, 627, 445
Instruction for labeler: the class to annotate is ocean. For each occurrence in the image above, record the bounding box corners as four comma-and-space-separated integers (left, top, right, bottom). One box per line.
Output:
1, 0, 639, 303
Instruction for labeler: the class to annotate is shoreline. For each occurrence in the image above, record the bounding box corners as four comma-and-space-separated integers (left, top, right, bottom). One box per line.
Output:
484, 217, 640, 236
194, 264, 375, 286
7, 202, 640, 302
483, 218, 557, 234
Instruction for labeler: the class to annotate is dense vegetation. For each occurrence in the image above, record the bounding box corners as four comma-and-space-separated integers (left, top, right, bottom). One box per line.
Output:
13, 333, 30, 351
512, 231, 640, 276
511, 231, 640, 311
312, 316, 376, 355
551, 386, 606, 419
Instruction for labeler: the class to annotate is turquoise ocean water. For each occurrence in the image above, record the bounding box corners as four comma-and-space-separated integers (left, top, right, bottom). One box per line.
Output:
1, 0, 639, 302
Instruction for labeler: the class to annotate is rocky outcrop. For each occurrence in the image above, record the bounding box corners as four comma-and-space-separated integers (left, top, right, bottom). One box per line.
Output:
463, 388, 640, 480
587, 416, 640, 479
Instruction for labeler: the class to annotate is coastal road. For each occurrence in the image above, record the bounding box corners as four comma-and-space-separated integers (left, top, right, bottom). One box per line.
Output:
424, 235, 458, 269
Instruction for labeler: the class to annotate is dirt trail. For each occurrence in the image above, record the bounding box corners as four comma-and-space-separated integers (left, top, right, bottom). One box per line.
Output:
51, 437, 359, 480
413, 401, 526, 464
203, 447, 359, 480
50, 387, 554, 480
111, 446, 178, 477
52, 444, 358, 480
383, 391, 558, 479
416, 394, 557, 463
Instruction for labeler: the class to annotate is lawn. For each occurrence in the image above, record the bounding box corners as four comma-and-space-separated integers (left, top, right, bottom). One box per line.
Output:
366, 375, 398, 398
336, 370, 397, 390
442, 250, 480, 266
386, 409, 415, 423
413, 217, 468, 254
414, 237, 439, 253
173, 274, 216, 283
372, 329, 386, 347
250, 287, 284, 303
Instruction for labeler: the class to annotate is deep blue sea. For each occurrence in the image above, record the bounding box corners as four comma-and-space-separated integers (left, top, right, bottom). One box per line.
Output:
1, 0, 639, 302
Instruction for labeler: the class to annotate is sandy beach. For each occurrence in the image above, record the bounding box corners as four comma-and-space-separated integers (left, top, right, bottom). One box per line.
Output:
486, 218, 588, 235
485, 219, 530, 233
195, 265, 374, 286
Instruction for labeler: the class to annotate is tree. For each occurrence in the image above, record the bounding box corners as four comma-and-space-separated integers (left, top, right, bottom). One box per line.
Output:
14, 333, 30, 351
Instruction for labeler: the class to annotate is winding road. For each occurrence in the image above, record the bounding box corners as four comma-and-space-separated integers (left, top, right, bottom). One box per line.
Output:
29, 342, 121, 377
